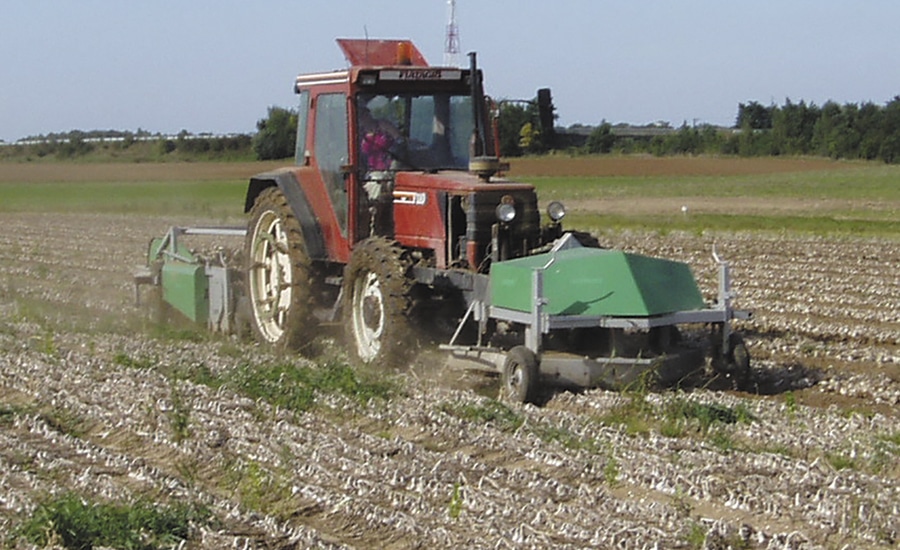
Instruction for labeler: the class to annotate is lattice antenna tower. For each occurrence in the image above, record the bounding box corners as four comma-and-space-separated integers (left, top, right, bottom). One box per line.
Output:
444, 0, 460, 67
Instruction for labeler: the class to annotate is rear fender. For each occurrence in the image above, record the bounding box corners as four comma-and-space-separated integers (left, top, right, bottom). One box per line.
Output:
244, 169, 327, 260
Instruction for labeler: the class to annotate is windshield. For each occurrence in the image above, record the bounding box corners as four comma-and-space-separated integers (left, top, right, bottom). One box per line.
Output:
357, 93, 474, 172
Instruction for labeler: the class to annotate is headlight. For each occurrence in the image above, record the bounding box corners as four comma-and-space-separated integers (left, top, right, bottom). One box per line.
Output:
547, 201, 566, 222
495, 202, 516, 223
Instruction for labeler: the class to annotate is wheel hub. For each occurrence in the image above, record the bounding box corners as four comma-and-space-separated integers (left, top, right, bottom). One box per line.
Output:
362, 295, 382, 330
352, 271, 385, 361
507, 365, 523, 391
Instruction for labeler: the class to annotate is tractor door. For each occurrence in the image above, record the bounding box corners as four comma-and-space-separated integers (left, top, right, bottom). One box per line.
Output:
305, 91, 352, 263
312, 93, 349, 239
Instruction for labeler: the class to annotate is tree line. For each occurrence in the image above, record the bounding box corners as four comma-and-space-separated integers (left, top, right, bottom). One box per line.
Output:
214, 97, 900, 163
731, 98, 900, 162
2, 107, 305, 162
4, 129, 254, 161
8, 96, 900, 163
499, 95, 900, 164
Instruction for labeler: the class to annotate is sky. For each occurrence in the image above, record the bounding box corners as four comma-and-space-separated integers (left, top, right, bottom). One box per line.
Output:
1, 1, 899, 142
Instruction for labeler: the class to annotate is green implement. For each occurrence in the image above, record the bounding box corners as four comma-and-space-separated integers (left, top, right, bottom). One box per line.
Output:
134, 226, 246, 333
490, 247, 705, 317
441, 240, 752, 401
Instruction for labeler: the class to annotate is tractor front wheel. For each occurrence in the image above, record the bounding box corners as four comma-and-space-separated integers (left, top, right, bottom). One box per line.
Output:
343, 238, 413, 367
245, 187, 315, 349
502, 346, 540, 404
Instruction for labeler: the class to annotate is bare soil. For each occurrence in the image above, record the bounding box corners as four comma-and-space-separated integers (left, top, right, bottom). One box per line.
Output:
509, 155, 854, 177
1, 176, 899, 548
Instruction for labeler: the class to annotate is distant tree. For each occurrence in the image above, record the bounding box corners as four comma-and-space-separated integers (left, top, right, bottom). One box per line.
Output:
586, 122, 615, 154
56, 135, 93, 159
253, 106, 298, 160
194, 138, 211, 153
671, 123, 701, 154
771, 99, 819, 155
832, 103, 862, 159
879, 96, 900, 163
736, 101, 774, 130
700, 124, 726, 154
856, 102, 883, 160
226, 134, 252, 151
157, 138, 176, 155
735, 118, 773, 157
497, 102, 530, 157
811, 101, 857, 159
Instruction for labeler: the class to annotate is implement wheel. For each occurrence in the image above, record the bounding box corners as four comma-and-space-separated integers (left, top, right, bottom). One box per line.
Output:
712, 330, 752, 390
343, 238, 413, 367
729, 334, 752, 389
245, 187, 315, 349
502, 346, 539, 404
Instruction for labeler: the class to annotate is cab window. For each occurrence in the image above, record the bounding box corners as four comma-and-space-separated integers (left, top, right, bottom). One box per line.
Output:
294, 90, 310, 164
314, 93, 349, 236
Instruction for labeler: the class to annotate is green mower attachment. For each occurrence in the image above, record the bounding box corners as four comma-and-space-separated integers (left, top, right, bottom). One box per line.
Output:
134, 226, 246, 333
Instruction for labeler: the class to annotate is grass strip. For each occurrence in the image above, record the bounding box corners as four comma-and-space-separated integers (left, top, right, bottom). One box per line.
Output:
568, 211, 900, 237
114, 353, 398, 414
0, 180, 247, 217
15, 492, 214, 550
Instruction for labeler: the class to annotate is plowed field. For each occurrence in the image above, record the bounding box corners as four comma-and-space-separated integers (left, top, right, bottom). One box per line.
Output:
1, 158, 898, 549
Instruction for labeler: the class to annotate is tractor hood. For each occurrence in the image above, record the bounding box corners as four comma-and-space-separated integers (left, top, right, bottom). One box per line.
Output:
392, 170, 541, 270
490, 247, 706, 317
394, 170, 533, 193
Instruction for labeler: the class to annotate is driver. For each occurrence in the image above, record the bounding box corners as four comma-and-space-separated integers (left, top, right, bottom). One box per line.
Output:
359, 105, 401, 172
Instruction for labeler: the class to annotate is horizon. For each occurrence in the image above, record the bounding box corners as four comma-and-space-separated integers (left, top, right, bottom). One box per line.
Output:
3, 1, 899, 143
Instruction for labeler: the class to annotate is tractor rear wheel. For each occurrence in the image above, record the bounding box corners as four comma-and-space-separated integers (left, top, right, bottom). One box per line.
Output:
343, 238, 413, 367
502, 345, 539, 404
245, 187, 315, 349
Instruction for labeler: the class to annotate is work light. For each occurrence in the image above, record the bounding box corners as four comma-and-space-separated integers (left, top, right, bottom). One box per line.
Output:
547, 201, 566, 222
496, 203, 516, 223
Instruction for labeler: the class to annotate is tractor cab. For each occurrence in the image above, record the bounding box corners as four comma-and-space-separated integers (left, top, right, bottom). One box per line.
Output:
336, 38, 486, 174
281, 38, 546, 270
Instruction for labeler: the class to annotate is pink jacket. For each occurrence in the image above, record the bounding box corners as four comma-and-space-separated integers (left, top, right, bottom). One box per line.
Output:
362, 131, 393, 171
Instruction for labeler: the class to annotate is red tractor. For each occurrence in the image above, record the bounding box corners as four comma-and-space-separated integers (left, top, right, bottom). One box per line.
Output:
139, 39, 750, 403
243, 39, 562, 362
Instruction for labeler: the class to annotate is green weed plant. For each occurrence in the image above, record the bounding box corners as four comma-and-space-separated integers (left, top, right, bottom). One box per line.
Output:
211, 359, 396, 414
14, 492, 214, 550
439, 399, 525, 433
